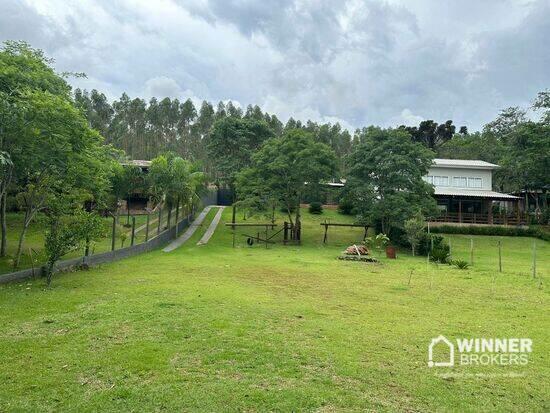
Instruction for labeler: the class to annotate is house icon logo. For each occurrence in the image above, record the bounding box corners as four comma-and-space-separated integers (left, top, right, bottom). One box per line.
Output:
428, 335, 454, 367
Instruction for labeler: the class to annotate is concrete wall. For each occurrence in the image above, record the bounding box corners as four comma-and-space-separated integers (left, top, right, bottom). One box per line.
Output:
0, 189, 217, 285
426, 166, 493, 190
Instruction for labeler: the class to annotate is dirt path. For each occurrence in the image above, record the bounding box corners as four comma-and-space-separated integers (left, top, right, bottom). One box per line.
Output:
197, 206, 226, 245
162, 206, 213, 252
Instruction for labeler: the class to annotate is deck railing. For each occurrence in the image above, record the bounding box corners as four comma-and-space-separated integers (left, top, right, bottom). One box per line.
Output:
429, 212, 527, 226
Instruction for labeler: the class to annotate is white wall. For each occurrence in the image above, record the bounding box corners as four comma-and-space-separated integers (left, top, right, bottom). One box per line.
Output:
425, 166, 493, 190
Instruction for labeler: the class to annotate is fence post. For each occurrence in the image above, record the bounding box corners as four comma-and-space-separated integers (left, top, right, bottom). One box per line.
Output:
533, 241, 537, 278
175, 199, 180, 237
157, 208, 162, 235
145, 213, 150, 242
131, 216, 136, 246
470, 238, 474, 265
448, 237, 452, 260
498, 240, 502, 273
111, 215, 117, 251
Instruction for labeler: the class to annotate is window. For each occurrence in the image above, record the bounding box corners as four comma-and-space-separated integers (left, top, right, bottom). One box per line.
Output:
433, 176, 449, 186
453, 177, 467, 187
468, 177, 482, 188
423, 176, 433, 184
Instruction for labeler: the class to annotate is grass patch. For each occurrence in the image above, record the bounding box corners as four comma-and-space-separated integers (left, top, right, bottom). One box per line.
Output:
0, 208, 548, 411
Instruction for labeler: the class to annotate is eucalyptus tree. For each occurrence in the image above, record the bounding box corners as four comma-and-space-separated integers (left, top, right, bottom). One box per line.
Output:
207, 117, 274, 222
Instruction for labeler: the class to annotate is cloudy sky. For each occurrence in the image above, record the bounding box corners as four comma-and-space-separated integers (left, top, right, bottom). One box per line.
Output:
1, 0, 549, 131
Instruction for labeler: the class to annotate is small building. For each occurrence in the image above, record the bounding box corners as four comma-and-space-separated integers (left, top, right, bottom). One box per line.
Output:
425, 159, 523, 225
120, 160, 153, 211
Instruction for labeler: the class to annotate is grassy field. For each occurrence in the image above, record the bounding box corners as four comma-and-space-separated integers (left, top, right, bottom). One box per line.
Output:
0, 207, 548, 411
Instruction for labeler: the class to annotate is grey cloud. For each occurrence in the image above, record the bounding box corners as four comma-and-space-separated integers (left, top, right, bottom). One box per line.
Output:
1, 0, 548, 131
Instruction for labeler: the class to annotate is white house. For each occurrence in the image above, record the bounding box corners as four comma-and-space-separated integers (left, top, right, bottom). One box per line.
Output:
425, 159, 522, 225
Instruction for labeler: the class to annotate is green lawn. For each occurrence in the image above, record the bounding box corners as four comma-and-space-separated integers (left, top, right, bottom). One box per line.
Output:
0, 208, 548, 411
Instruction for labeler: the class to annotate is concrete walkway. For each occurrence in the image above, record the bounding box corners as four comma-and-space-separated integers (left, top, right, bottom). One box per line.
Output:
197, 206, 226, 245
162, 206, 213, 252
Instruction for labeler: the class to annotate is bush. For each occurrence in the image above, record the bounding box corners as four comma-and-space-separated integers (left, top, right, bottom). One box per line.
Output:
338, 199, 355, 215
280, 204, 296, 214
430, 225, 549, 241
431, 244, 451, 264
309, 202, 323, 214
452, 259, 469, 270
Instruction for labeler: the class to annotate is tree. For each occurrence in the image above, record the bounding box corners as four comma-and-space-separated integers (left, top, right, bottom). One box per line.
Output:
149, 154, 204, 228
207, 117, 274, 222
347, 127, 437, 236
74, 88, 113, 137
44, 210, 105, 286
404, 211, 426, 256
437, 131, 504, 164
483, 107, 527, 138
497, 122, 550, 197
401, 120, 456, 150
236, 129, 337, 240
0, 41, 72, 257
533, 89, 550, 125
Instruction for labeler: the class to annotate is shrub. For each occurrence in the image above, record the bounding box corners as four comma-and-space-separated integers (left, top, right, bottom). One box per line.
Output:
452, 259, 469, 270
431, 245, 450, 264
430, 225, 549, 241
280, 204, 296, 214
309, 202, 323, 214
338, 198, 355, 215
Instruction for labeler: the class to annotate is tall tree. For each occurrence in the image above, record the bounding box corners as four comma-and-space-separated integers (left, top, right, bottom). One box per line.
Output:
236, 129, 337, 239
402, 120, 456, 150
0, 41, 112, 264
347, 127, 437, 236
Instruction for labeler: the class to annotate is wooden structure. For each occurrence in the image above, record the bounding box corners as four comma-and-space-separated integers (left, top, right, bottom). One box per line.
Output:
320, 220, 369, 244
225, 223, 278, 248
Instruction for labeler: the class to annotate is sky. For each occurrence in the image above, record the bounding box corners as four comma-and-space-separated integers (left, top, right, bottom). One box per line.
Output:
1, 0, 549, 131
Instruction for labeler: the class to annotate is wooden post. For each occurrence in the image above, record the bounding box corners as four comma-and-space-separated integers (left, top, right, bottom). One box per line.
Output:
232, 228, 236, 248
470, 238, 474, 265
175, 198, 180, 237
448, 237, 452, 260
111, 215, 117, 251
533, 241, 537, 278
363, 226, 368, 241
323, 220, 328, 244
157, 207, 162, 234
131, 216, 136, 246
145, 214, 150, 242
498, 240, 502, 273
488, 200, 493, 224
458, 200, 462, 223
283, 222, 288, 244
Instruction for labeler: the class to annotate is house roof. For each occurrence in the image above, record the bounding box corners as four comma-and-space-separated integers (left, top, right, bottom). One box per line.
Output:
433, 187, 520, 199
121, 160, 152, 168
432, 158, 499, 169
